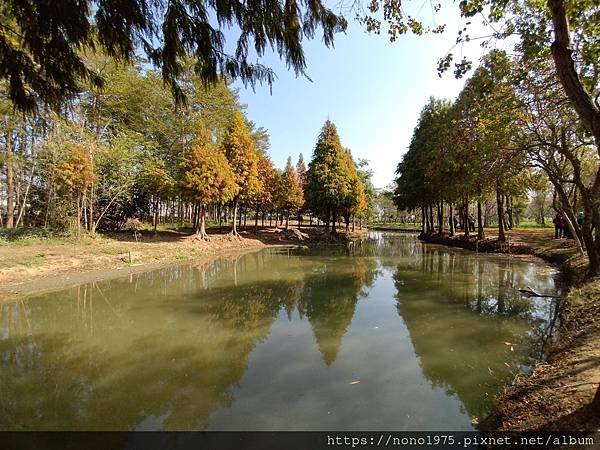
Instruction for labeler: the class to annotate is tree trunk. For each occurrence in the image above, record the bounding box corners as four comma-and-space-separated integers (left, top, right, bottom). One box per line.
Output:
76, 193, 82, 239
449, 203, 455, 236
592, 384, 600, 413
254, 204, 259, 233
285, 209, 290, 229
232, 199, 239, 235
196, 203, 208, 239
331, 208, 337, 234
89, 175, 95, 234
547, 0, 600, 147
496, 185, 506, 242
5, 131, 14, 229
153, 196, 159, 235
477, 200, 485, 240
463, 199, 470, 238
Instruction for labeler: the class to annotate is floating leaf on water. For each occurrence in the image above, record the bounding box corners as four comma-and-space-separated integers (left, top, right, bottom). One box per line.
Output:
349, 381, 361, 385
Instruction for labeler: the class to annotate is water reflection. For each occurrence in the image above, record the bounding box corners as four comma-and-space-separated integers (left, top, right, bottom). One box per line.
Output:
0, 232, 559, 430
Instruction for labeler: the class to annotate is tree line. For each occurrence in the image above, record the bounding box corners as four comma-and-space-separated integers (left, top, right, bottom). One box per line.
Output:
0, 56, 373, 239
394, 48, 600, 275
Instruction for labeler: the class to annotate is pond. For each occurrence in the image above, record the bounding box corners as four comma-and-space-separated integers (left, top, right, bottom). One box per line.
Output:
0, 232, 560, 431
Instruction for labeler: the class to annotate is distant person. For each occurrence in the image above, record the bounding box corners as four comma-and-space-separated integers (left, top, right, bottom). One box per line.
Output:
553, 213, 562, 239
468, 214, 475, 232
577, 211, 585, 227
561, 216, 572, 239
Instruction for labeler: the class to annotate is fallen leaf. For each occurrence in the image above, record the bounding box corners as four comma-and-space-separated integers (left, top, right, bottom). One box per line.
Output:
349, 381, 361, 385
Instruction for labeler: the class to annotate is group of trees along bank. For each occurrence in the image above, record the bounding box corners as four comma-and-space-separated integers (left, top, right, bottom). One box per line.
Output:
0, 57, 374, 238
394, 49, 600, 276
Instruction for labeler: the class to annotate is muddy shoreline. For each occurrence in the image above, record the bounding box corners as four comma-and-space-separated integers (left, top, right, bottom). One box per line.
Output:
419, 232, 600, 433
0, 227, 367, 303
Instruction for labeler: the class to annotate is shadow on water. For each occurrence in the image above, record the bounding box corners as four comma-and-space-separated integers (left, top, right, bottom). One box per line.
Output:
0, 232, 559, 430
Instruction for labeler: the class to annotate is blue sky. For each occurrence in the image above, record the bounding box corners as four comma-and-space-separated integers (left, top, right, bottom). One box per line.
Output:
231, 6, 496, 188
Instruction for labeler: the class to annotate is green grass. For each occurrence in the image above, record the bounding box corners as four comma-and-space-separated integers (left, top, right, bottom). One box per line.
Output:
370, 222, 421, 229
0, 228, 76, 246
515, 220, 551, 229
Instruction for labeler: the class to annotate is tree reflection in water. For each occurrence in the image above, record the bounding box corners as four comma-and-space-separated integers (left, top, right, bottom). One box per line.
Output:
0, 232, 559, 430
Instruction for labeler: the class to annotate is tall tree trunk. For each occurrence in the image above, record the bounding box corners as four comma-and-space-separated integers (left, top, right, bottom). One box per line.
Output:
449, 203, 455, 236
477, 200, 485, 240
254, 204, 259, 233
548, 0, 600, 146
5, 131, 14, 229
153, 196, 159, 235
548, 0, 600, 276
331, 207, 337, 234
285, 209, 290, 229
232, 199, 239, 235
506, 196, 514, 229
89, 172, 95, 234
76, 193, 82, 240
429, 205, 434, 234
196, 203, 208, 239
463, 199, 470, 238
496, 184, 506, 242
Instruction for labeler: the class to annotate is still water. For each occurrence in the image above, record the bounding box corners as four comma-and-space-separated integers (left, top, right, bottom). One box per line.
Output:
0, 232, 560, 431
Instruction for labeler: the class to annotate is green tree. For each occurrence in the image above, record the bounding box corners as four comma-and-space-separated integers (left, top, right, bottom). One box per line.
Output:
305, 121, 353, 234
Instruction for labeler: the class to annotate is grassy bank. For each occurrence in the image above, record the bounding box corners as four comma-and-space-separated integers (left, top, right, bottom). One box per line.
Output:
419, 229, 600, 432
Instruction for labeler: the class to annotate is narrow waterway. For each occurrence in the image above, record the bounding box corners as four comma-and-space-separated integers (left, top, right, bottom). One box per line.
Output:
0, 232, 560, 430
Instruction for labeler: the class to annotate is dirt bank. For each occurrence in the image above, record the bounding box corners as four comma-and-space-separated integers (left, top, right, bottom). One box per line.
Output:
420, 230, 600, 432
0, 226, 366, 302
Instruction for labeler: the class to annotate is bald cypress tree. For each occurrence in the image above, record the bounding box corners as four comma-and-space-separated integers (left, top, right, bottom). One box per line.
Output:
281, 156, 304, 229
305, 121, 352, 234
222, 112, 260, 236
